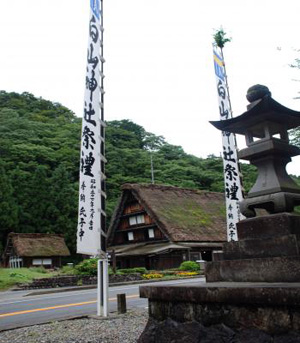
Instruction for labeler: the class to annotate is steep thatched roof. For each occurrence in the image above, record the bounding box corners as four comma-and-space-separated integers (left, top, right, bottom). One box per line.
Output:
6, 233, 70, 257
108, 184, 227, 243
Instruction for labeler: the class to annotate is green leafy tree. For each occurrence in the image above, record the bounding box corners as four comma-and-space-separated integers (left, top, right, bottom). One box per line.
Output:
0, 163, 18, 253
47, 165, 78, 253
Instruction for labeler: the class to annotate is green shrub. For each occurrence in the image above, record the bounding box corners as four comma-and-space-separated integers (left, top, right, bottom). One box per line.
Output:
59, 265, 77, 275
108, 266, 113, 275
75, 258, 98, 276
28, 266, 48, 274
9, 272, 26, 278
179, 261, 200, 271
117, 267, 148, 275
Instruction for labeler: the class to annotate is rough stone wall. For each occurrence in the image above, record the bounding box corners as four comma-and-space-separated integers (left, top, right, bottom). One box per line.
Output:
19, 273, 143, 289
138, 300, 300, 343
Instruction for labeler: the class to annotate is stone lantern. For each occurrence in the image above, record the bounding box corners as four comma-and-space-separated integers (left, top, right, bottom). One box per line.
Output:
211, 84, 300, 217
204, 85, 300, 283
138, 86, 300, 341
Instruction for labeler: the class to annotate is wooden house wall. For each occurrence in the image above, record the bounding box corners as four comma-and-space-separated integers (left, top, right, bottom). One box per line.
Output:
118, 213, 154, 231
22, 256, 62, 268
116, 251, 184, 270
112, 226, 166, 246
123, 202, 143, 214
112, 198, 167, 245
116, 248, 216, 270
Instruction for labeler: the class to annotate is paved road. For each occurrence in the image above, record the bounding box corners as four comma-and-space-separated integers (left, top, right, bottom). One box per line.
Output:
0, 277, 204, 331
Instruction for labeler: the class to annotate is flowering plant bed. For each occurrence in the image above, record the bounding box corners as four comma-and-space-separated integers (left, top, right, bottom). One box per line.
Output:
175, 271, 199, 277
142, 273, 164, 280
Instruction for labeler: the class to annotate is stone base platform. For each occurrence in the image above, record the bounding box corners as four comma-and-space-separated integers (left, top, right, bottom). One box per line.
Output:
138, 282, 300, 342
206, 213, 300, 283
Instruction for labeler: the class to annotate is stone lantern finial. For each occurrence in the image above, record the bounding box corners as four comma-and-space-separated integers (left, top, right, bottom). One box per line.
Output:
246, 85, 272, 110
246, 84, 272, 103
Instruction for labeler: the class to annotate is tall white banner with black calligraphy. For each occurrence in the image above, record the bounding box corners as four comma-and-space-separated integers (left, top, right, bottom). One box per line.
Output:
77, 0, 106, 255
213, 48, 244, 241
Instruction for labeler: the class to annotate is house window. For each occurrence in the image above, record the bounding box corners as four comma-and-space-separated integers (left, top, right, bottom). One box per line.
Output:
32, 259, 42, 266
32, 258, 52, 266
127, 232, 134, 241
129, 214, 145, 226
148, 228, 155, 238
42, 258, 52, 265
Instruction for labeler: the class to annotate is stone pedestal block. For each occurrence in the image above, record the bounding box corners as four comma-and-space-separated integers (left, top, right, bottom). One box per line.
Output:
138, 283, 300, 342
237, 213, 300, 240
223, 235, 299, 260
206, 213, 300, 283
206, 255, 300, 282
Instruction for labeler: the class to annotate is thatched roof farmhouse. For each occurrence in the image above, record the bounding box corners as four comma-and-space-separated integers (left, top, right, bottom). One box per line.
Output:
2, 233, 70, 268
107, 184, 227, 270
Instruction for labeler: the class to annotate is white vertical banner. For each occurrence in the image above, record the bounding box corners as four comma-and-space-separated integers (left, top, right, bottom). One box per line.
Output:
77, 0, 106, 255
213, 48, 245, 241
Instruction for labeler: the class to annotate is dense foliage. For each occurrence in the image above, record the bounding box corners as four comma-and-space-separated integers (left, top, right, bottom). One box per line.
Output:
75, 258, 98, 276
179, 261, 200, 271
0, 91, 259, 256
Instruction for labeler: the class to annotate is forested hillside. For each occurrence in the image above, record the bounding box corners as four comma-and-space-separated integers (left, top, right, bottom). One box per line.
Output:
0, 91, 259, 255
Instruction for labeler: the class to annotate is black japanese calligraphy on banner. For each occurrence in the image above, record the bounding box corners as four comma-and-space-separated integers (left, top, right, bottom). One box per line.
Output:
81, 151, 95, 177
86, 70, 98, 101
219, 101, 229, 120
224, 163, 238, 181
88, 43, 99, 70
84, 102, 96, 127
82, 126, 96, 150
217, 80, 226, 99
225, 182, 239, 201
89, 16, 99, 43
213, 48, 244, 241
223, 146, 236, 163
222, 131, 231, 145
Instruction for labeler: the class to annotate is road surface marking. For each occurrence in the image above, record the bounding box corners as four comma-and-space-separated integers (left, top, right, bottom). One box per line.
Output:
0, 294, 139, 318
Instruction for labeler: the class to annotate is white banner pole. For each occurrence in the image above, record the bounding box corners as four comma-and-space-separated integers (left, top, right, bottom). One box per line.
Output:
77, 0, 108, 317
213, 47, 245, 241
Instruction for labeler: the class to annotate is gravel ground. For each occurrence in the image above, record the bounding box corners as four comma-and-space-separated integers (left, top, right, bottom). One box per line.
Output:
0, 309, 148, 343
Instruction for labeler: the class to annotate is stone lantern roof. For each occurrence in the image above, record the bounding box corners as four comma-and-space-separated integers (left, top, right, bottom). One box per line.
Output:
210, 91, 300, 139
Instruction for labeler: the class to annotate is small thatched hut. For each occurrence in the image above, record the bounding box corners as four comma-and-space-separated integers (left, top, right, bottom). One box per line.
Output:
107, 184, 227, 270
2, 233, 70, 268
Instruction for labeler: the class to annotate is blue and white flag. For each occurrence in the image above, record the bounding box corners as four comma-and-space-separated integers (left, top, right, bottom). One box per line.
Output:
213, 48, 245, 241
77, 0, 106, 255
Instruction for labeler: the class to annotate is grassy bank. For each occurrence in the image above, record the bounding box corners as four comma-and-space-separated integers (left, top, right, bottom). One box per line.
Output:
0, 268, 56, 290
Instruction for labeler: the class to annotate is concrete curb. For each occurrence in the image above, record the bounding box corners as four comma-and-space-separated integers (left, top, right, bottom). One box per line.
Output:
22, 275, 205, 297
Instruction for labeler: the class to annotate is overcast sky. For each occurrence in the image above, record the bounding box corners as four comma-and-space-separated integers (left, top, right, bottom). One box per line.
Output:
1, 1, 300, 174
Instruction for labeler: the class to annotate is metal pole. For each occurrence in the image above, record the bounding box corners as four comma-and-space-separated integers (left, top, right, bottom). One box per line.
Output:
97, 258, 109, 317
97, 259, 102, 316
150, 153, 155, 184
103, 259, 108, 317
